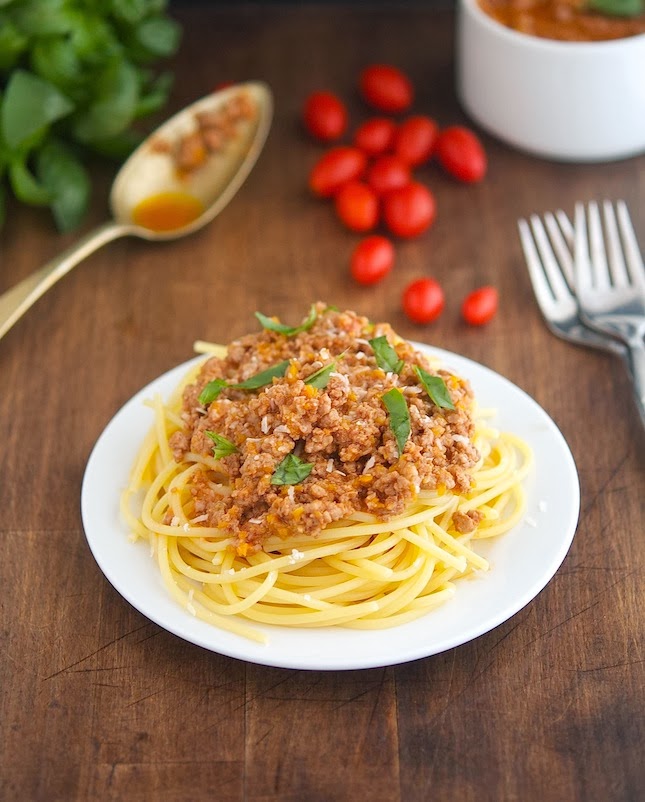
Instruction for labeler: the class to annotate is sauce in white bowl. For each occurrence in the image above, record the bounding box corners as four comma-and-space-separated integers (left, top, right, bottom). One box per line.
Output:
456, 0, 645, 162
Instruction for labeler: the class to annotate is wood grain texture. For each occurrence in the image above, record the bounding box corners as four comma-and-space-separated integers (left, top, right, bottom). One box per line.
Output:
0, 5, 643, 801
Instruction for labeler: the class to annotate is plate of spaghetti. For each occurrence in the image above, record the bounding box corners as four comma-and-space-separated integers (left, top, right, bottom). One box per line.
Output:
81, 304, 579, 670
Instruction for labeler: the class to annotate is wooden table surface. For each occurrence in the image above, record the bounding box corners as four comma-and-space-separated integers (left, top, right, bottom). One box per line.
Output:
1, 5, 643, 801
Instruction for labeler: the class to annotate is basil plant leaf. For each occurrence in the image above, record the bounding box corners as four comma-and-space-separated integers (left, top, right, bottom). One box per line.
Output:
136, 16, 182, 57
71, 59, 139, 142
36, 139, 90, 231
414, 366, 455, 410
0, 15, 27, 71
111, 0, 149, 25
30, 39, 83, 102
8, 159, 51, 205
381, 388, 411, 456
0, 183, 6, 230
255, 304, 318, 336
271, 454, 314, 486
369, 335, 404, 374
1, 70, 74, 150
205, 431, 239, 460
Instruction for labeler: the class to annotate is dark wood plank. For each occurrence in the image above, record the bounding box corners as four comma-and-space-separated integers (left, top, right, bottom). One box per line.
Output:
0, 4, 643, 801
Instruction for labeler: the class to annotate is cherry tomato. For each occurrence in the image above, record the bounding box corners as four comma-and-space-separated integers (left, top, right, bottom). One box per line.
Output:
394, 115, 439, 167
366, 155, 411, 197
302, 91, 348, 142
350, 236, 395, 285
402, 278, 445, 324
309, 147, 368, 198
382, 181, 436, 238
358, 64, 414, 114
334, 181, 379, 232
353, 117, 397, 157
461, 286, 498, 326
435, 126, 487, 183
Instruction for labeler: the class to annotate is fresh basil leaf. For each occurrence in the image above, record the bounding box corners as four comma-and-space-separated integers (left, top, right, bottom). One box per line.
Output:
0, 183, 6, 230
30, 39, 84, 103
255, 304, 318, 336
304, 361, 336, 389
271, 454, 314, 486
414, 366, 455, 410
8, 159, 51, 205
588, 0, 643, 16
9, 1, 77, 37
135, 16, 182, 58
1, 70, 74, 150
232, 361, 290, 390
205, 431, 239, 460
111, 0, 149, 24
198, 361, 290, 404
369, 335, 404, 374
36, 140, 90, 231
71, 59, 139, 142
381, 388, 411, 456
68, 13, 118, 64
134, 70, 173, 118
198, 378, 228, 405
0, 14, 27, 71
88, 129, 144, 160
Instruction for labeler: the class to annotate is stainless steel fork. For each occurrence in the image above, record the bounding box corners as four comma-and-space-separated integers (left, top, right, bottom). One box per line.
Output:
573, 200, 645, 425
518, 212, 626, 356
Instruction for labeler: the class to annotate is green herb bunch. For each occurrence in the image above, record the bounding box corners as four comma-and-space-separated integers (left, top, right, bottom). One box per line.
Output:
0, 0, 181, 231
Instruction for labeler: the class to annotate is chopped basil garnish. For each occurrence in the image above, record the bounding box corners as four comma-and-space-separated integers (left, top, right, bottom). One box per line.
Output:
381, 388, 410, 456
304, 361, 336, 389
271, 453, 314, 485
198, 378, 228, 405
414, 366, 455, 410
588, 0, 643, 18
232, 360, 290, 390
205, 431, 239, 460
369, 335, 404, 374
255, 304, 318, 336
198, 361, 290, 405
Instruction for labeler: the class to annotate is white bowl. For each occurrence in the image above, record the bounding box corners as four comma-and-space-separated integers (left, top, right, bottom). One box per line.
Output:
456, 0, 645, 162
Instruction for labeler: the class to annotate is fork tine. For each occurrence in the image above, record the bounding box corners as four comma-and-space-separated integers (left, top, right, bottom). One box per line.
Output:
574, 202, 594, 294
616, 200, 645, 290
554, 209, 575, 250
518, 219, 555, 314
544, 211, 574, 289
602, 200, 629, 287
587, 201, 611, 290
528, 214, 572, 303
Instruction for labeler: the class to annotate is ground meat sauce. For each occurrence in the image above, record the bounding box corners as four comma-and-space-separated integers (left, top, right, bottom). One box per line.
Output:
168, 305, 480, 552
479, 0, 645, 41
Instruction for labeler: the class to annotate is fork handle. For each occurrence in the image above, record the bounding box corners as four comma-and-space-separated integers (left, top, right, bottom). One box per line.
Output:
625, 339, 645, 428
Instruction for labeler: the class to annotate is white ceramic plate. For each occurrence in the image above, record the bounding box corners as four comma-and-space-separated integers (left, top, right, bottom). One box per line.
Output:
81, 346, 579, 670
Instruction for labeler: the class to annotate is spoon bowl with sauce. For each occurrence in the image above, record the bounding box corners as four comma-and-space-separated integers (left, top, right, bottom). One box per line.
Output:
0, 81, 273, 341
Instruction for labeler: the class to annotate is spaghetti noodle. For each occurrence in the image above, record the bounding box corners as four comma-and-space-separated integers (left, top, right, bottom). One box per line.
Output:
121, 306, 531, 643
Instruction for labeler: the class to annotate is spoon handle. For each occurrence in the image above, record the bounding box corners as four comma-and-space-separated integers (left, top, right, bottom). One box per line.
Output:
0, 220, 131, 342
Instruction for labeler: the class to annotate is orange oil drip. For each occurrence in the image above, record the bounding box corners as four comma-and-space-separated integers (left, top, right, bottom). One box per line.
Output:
132, 191, 205, 232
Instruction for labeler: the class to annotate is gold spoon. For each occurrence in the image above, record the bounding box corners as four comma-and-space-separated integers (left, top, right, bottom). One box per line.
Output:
0, 81, 273, 341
